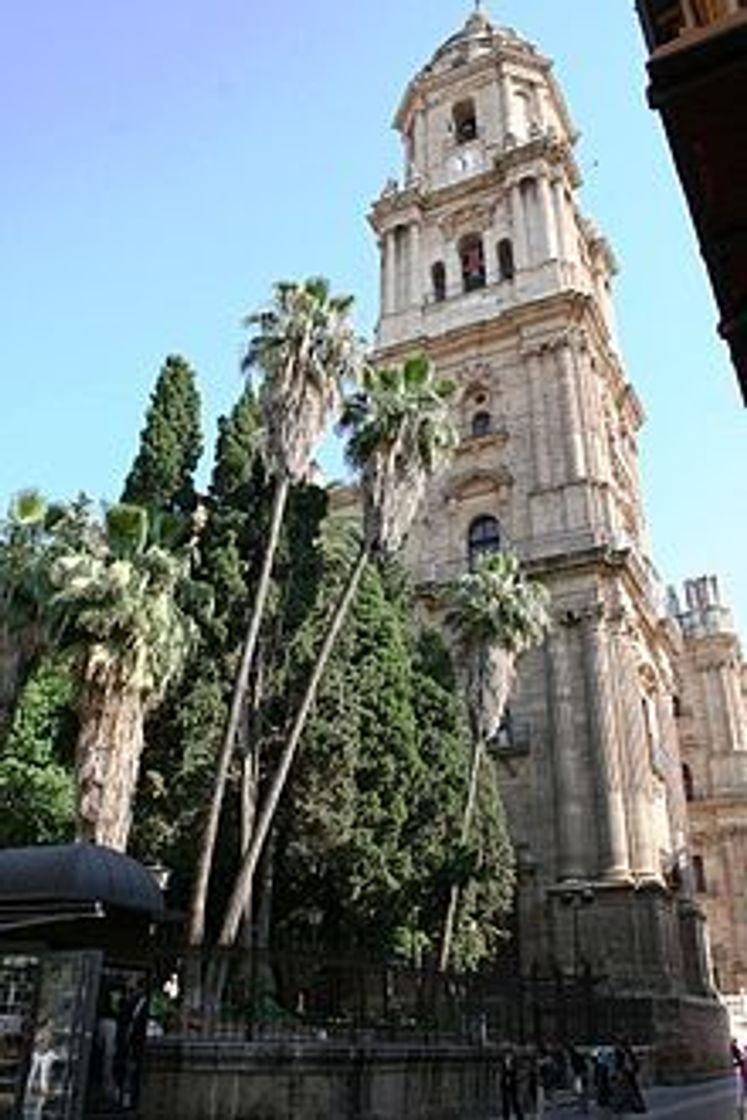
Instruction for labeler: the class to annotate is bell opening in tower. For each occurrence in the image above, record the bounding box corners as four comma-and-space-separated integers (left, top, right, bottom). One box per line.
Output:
459, 234, 486, 292
453, 98, 478, 144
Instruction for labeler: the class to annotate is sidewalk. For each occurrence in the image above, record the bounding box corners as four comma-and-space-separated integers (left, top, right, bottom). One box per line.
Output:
487, 1073, 740, 1117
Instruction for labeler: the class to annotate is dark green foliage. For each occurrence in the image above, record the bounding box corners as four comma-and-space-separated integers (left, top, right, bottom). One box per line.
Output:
273, 537, 515, 967
122, 355, 203, 514
130, 386, 328, 913
0, 656, 77, 845
128, 382, 513, 966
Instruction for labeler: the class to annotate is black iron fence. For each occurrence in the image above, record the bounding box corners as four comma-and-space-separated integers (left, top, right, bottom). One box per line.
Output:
151, 948, 653, 1049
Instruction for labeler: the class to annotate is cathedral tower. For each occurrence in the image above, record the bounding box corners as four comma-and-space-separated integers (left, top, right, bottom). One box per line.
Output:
369, 9, 722, 1050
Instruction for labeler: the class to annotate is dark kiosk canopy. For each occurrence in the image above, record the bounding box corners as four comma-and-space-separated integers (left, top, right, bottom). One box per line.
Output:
0, 843, 164, 945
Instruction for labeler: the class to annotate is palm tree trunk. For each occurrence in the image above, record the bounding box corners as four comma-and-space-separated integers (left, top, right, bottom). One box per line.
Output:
75, 675, 145, 851
188, 475, 290, 949
217, 542, 369, 948
438, 645, 515, 972
438, 732, 485, 973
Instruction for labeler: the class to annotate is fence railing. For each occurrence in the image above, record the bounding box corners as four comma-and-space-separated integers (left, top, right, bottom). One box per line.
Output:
151, 948, 651, 1050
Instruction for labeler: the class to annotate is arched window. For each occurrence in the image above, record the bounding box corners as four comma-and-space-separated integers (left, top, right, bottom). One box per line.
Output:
453, 98, 477, 144
468, 515, 501, 567
459, 234, 486, 292
682, 763, 695, 803
431, 261, 446, 303
692, 855, 707, 894
471, 411, 492, 437
497, 238, 515, 281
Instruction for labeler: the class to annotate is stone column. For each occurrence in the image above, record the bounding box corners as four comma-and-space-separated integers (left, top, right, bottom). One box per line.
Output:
575, 342, 603, 482
551, 179, 567, 262
511, 182, 529, 271
556, 341, 586, 481
582, 608, 631, 880
703, 668, 725, 762
538, 176, 559, 261
547, 625, 589, 880
718, 662, 742, 750
610, 617, 659, 879
410, 222, 421, 309
383, 230, 396, 316
527, 350, 552, 490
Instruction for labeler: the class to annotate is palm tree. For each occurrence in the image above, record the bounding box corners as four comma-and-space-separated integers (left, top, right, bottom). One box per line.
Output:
48, 502, 195, 850
438, 550, 551, 972
216, 354, 456, 947
188, 277, 360, 949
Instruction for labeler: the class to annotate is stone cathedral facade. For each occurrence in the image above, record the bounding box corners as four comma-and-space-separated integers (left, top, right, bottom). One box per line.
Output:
363, 7, 747, 1055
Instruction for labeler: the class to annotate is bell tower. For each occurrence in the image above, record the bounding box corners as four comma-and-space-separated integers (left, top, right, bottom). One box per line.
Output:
370, 9, 724, 1055
371, 7, 642, 561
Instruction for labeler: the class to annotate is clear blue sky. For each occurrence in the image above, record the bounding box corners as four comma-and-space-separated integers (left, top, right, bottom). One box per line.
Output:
1, 2, 745, 634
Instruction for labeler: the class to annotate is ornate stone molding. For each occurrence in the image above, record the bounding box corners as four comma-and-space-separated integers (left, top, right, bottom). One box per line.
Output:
439, 202, 493, 241
442, 465, 514, 503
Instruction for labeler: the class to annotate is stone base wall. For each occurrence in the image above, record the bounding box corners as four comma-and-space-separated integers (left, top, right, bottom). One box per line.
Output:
141, 996, 730, 1120
652, 995, 731, 1083
141, 1042, 497, 1120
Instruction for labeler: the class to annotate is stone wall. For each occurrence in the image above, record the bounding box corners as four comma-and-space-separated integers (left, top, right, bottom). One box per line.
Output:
141, 1006, 728, 1120
141, 1041, 497, 1120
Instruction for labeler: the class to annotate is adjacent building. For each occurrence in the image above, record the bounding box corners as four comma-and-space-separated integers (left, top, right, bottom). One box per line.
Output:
636, 0, 747, 403
674, 576, 747, 993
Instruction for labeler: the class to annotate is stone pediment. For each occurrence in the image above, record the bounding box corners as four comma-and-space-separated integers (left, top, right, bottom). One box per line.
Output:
443, 465, 513, 503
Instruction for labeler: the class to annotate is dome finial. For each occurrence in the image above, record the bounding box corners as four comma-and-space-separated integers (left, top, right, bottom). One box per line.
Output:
466, 2, 491, 33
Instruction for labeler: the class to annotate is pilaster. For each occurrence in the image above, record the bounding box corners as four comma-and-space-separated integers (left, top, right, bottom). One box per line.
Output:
581, 606, 632, 881
547, 622, 591, 881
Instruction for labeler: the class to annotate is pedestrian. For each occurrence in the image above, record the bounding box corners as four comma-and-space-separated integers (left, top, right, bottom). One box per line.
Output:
611, 1040, 647, 1114
569, 1044, 590, 1114
525, 1052, 542, 1119
499, 1044, 524, 1120
733, 1039, 746, 1119
537, 1045, 555, 1115
594, 1044, 614, 1115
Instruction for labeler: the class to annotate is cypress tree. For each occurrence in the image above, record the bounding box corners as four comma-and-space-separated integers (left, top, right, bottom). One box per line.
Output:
122, 354, 203, 514
272, 544, 516, 966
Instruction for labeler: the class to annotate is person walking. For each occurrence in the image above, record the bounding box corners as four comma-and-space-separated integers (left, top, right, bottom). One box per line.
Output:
499, 1045, 524, 1120
569, 1044, 590, 1114
733, 1039, 746, 1119
611, 1040, 647, 1115
594, 1045, 614, 1116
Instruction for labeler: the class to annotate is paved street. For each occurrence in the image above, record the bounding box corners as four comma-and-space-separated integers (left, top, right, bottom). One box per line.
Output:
536, 1074, 742, 1119
483, 1075, 742, 1119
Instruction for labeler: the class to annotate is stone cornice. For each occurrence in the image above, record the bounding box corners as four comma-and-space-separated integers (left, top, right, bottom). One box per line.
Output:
369, 136, 580, 230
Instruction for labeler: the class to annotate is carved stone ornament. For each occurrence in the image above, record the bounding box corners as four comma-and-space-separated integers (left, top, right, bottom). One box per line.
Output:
443, 465, 514, 503
461, 360, 496, 388
439, 203, 493, 241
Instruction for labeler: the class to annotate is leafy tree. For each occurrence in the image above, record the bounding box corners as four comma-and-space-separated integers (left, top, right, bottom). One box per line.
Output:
438, 550, 551, 971
0, 655, 76, 846
217, 357, 456, 947
272, 546, 514, 967
189, 278, 359, 949
133, 386, 326, 928
122, 354, 203, 514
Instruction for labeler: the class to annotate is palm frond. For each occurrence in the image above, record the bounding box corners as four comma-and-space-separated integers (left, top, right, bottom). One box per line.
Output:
9, 489, 47, 527
340, 355, 457, 554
